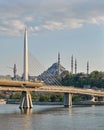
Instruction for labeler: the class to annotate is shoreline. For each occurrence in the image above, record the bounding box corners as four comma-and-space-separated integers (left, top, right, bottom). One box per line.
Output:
6, 99, 104, 105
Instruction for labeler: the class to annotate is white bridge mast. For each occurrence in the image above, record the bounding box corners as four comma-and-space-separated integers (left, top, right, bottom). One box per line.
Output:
20, 28, 33, 109
24, 28, 28, 81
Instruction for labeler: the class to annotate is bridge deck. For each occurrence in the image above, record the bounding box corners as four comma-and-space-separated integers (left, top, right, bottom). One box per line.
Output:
0, 84, 104, 96
0, 80, 43, 87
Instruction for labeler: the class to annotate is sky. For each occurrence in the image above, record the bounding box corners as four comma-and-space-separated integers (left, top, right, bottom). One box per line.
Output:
0, 0, 104, 76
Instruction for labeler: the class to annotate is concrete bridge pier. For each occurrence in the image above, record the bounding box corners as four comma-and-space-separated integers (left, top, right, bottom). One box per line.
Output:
19, 91, 33, 109
64, 93, 72, 108
91, 96, 96, 102
99, 97, 104, 101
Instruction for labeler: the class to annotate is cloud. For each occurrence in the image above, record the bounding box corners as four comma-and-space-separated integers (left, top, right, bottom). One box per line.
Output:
87, 16, 104, 25
38, 19, 84, 31
24, 17, 34, 22
0, 0, 104, 36
42, 21, 64, 30
0, 20, 25, 36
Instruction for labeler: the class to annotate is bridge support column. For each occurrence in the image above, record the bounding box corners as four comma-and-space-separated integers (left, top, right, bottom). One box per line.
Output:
64, 93, 72, 108
19, 91, 33, 109
91, 96, 96, 102
101, 97, 104, 101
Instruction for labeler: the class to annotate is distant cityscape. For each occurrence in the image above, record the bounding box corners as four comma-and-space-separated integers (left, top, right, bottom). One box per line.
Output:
0, 52, 89, 82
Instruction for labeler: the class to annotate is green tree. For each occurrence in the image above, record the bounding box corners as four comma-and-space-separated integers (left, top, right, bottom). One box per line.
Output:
39, 94, 50, 102
10, 92, 21, 99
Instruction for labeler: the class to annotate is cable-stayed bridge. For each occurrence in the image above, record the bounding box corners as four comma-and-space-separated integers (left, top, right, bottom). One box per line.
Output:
0, 80, 104, 107
0, 80, 104, 96
1, 28, 104, 109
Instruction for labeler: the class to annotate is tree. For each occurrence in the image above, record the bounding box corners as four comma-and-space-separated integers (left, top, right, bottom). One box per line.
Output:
10, 92, 21, 99
39, 94, 50, 102
61, 70, 104, 88
50, 94, 64, 102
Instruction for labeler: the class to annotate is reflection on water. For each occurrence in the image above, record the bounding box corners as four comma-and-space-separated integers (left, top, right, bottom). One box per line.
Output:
20, 108, 32, 115
0, 104, 104, 130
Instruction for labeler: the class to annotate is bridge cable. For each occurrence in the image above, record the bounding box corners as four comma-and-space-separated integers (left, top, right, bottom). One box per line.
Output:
29, 52, 61, 86
28, 52, 63, 87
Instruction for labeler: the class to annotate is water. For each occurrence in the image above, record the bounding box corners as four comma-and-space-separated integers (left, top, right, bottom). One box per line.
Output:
0, 104, 104, 130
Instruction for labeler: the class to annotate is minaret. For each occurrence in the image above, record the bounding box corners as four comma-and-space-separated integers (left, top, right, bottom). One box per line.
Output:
24, 27, 28, 81
75, 59, 77, 75
87, 61, 89, 76
57, 52, 60, 76
71, 55, 73, 74
13, 64, 17, 80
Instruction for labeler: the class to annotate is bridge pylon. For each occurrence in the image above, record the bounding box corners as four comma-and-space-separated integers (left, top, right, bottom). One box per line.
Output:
20, 28, 33, 109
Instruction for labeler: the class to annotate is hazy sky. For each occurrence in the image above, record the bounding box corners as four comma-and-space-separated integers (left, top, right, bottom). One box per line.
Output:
0, 0, 104, 76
